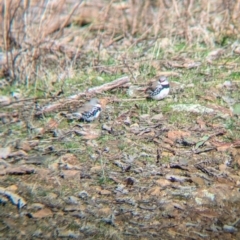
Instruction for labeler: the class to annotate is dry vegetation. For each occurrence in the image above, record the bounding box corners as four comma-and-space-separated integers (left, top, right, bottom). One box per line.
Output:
1, 0, 240, 239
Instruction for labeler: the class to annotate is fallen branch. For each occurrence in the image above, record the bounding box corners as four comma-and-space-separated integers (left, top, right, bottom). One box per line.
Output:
67, 76, 130, 100
35, 76, 130, 116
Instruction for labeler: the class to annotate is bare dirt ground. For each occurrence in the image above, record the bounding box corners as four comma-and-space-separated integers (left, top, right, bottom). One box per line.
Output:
1, 0, 240, 239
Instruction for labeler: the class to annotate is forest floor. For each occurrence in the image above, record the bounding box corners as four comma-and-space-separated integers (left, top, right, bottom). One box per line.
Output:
0, 0, 240, 239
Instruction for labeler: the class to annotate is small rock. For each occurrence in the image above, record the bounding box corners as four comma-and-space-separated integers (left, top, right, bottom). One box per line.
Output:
0, 96, 11, 106
171, 104, 214, 114
0, 147, 11, 159
124, 116, 131, 125
223, 81, 232, 88
78, 191, 89, 200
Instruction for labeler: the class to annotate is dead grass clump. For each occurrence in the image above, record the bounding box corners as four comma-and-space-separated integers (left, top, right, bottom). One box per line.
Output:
0, 0, 239, 84
0, 0, 83, 83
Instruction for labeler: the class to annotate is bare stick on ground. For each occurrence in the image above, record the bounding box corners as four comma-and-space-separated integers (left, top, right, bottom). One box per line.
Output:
35, 76, 130, 116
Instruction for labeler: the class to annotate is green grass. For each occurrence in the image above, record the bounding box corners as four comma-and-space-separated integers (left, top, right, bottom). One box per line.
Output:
229, 71, 240, 79
63, 141, 82, 150
174, 42, 187, 52
167, 111, 196, 125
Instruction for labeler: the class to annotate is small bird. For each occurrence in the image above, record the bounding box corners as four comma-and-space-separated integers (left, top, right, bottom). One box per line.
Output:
145, 76, 170, 100
72, 98, 102, 122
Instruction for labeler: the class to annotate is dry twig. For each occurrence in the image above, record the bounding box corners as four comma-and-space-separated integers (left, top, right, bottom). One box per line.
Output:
35, 76, 130, 116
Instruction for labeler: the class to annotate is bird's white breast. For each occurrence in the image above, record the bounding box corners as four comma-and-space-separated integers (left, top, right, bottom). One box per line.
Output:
152, 87, 169, 100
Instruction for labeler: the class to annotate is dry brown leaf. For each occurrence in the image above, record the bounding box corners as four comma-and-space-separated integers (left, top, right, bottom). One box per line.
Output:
165, 61, 184, 68
73, 5, 101, 26
5, 185, 18, 191
207, 123, 224, 129
197, 209, 219, 218
155, 71, 180, 77
200, 95, 217, 102
97, 207, 112, 216
47, 193, 58, 199
9, 150, 28, 157
173, 202, 186, 211
81, 132, 100, 140
74, 126, 101, 140
233, 140, 240, 147
167, 130, 191, 141
196, 118, 206, 129
206, 48, 225, 62
90, 166, 102, 174
0, 170, 6, 175
6, 166, 35, 175
191, 176, 205, 186
147, 187, 161, 196
29, 140, 39, 148
33, 127, 45, 135
151, 113, 163, 121
183, 61, 201, 69
138, 130, 155, 138
217, 177, 235, 185
160, 137, 175, 146
207, 104, 232, 116
57, 230, 80, 238
210, 141, 232, 151
219, 164, 227, 172
218, 145, 232, 152
155, 179, 171, 187
99, 97, 110, 109
99, 190, 111, 195
162, 151, 174, 157
60, 170, 79, 179
48, 162, 59, 171
231, 148, 240, 166
31, 208, 53, 218
47, 119, 59, 129
61, 153, 79, 165
17, 141, 32, 152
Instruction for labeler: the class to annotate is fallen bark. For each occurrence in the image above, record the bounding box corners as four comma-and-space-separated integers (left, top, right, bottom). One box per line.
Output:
35, 76, 130, 116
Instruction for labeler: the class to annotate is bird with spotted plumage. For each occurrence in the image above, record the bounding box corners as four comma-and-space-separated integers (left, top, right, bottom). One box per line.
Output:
71, 98, 102, 122
145, 76, 170, 100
